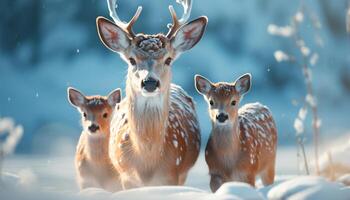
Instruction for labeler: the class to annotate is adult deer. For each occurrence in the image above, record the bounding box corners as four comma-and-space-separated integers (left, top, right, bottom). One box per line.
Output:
96, 0, 207, 189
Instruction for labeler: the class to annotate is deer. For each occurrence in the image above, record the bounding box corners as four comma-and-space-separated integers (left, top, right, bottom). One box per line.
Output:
194, 73, 278, 192
95, 0, 207, 189
67, 87, 122, 192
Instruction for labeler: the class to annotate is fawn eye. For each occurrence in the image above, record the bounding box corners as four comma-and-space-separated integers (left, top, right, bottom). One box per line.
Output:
231, 100, 236, 106
129, 57, 136, 66
165, 57, 172, 65
103, 113, 108, 118
209, 100, 214, 106
83, 112, 87, 118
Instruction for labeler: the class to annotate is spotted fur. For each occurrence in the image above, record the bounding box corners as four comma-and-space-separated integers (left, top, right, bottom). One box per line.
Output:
97, 14, 207, 190
195, 74, 277, 192
205, 103, 277, 191
109, 84, 200, 189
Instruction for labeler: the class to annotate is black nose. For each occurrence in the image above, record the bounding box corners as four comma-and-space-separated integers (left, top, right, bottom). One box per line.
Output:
216, 113, 229, 123
88, 124, 100, 133
141, 77, 160, 92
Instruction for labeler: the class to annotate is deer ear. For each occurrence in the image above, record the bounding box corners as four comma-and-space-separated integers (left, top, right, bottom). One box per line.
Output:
96, 17, 131, 53
107, 88, 122, 107
234, 73, 252, 95
68, 87, 86, 108
194, 74, 212, 95
171, 17, 208, 53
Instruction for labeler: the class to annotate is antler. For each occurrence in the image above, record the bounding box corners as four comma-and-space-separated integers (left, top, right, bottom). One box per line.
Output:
166, 0, 193, 39
107, 0, 142, 38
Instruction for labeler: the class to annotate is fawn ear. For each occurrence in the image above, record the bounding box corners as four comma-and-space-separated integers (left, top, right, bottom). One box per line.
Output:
68, 87, 86, 108
234, 73, 252, 95
96, 17, 131, 53
195, 74, 212, 96
107, 88, 122, 107
171, 17, 208, 53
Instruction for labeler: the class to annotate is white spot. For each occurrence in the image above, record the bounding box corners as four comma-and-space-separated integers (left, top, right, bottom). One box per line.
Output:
173, 140, 178, 148
181, 131, 185, 138
176, 157, 181, 166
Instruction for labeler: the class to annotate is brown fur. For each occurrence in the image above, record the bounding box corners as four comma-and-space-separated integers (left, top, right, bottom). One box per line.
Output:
96, 14, 207, 189
109, 85, 200, 189
72, 95, 122, 192
197, 79, 277, 192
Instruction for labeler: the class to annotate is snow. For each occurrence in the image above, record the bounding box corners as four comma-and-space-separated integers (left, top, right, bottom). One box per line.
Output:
216, 182, 265, 200
0, 117, 23, 155
318, 139, 350, 178
337, 174, 350, 186
2, 170, 350, 200
1, 148, 349, 200
273, 50, 290, 62
267, 176, 350, 200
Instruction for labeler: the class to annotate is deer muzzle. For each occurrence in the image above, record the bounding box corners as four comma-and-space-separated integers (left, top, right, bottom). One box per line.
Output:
141, 77, 160, 93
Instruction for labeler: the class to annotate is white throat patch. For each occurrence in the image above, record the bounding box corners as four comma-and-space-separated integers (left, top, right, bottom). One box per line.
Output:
135, 93, 165, 114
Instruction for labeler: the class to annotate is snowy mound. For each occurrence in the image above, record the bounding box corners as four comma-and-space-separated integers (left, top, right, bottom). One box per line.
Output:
2, 171, 350, 200
216, 182, 265, 200
267, 176, 350, 200
337, 174, 350, 186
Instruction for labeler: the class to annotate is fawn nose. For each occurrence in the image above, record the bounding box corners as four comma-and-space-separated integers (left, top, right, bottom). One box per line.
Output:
88, 124, 100, 133
141, 77, 160, 92
216, 113, 229, 123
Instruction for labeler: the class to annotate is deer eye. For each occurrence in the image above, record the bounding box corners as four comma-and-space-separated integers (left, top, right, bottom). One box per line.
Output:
129, 57, 136, 66
209, 100, 214, 106
231, 100, 236, 106
103, 113, 108, 118
83, 112, 87, 118
165, 57, 172, 65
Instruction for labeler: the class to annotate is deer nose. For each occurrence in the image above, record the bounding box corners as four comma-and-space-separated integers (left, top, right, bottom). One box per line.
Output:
141, 77, 160, 92
216, 113, 229, 123
88, 124, 100, 133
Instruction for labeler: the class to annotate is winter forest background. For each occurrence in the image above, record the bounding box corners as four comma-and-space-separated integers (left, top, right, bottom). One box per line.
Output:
0, 0, 350, 197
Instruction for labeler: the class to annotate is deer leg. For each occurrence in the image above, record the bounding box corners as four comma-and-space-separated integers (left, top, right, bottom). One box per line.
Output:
178, 172, 188, 185
261, 165, 275, 186
119, 172, 142, 190
210, 174, 223, 192
238, 173, 256, 187
78, 176, 98, 190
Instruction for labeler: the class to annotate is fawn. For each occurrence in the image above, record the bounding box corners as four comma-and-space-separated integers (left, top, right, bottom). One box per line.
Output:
195, 73, 277, 192
68, 87, 122, 192
95, 0, 207, 188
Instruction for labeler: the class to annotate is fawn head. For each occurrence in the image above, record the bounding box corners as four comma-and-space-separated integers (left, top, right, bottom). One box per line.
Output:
195, 74, 251, 125
96, 0, 207, 97
68, 87, 121, 135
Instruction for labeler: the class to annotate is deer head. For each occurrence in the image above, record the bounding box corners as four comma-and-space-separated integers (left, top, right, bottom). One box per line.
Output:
96, 0, 207, 98
68, 87, 122, 135
195, 74, 251, 126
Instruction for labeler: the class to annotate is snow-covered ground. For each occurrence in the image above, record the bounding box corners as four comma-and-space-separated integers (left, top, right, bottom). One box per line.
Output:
2, 147, 350, 200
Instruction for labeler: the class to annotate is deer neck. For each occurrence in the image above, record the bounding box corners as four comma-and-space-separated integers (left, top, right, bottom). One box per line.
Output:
85, 131, 110, 162
211, 117, 240, 154
125, 77, 170, 152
